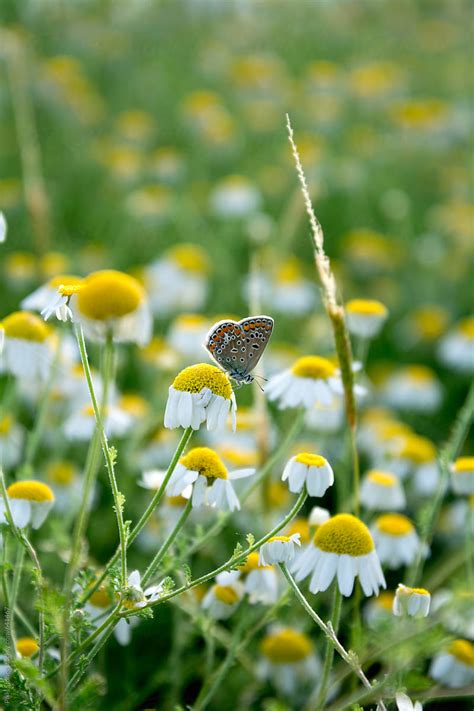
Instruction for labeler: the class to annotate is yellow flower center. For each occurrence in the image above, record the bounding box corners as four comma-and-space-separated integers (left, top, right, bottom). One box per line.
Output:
214, 585, 239, 605
397, 435, 436, 464
377, 591, 395, 611
265, 481, 290, 509
167, 495, 188, 507
267, 535, 292, 544
458, 317, 474, 339
295, 453, 327, 468
412, 307, 447, 339
172, 364, 233, 400
119, 393, 149, 418
7, 480, 55, 502
2, 311, 49, 342
239, 552, 272, 572
346, 299, 388, 317
59, 283, 84, 297
89, 587, 113, 608
367, 470, 397, 487
16, 637, 39, 657
0, 414, 13, 435
40, 251, 70, 277
286, 517, 310, 544
76, 270, 144, 321
453, 457, 474, 473
448, 639, 474, 667
47, 461, 75, 486
314, 514, 374, 556
260, 628, 312, 663
291, 356, 337, 380
277, 258, 302, 284
167, 244, 209, 274
180, 447, 228, 480
49, 274, 83, 289
217, 446, 258, 468
5, 252, 35, 278
173, 314, 208, 329
376, 513, 414, 536
401, 586, 429, 597
403, 365, 436, 383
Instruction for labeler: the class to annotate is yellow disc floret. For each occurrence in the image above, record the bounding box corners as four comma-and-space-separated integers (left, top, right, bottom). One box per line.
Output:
448, 639, 474, 667
367, 470, 397, 487
167, 244, 209, 274
7, 480, 54, 502
173, 363, 233, 400
0, 415, 13, 435
77, 270, 144, 321
214, 585, 239, 605
260, 628, 312, 663
314, 514, 374, 556
377, 591, 395, 611
47, 461, 76, 486
16, 637, 39, 657
453, 457, 474, 473
376, 513, 414, 536
89, 587, 113, 609
286, 518, 310, 544
397, 435, 436, 464
291, 356, 337, 380
239, 552, 272, 572
49, 274, 83, 289
346, 299, 388, 317
180, 447, 228, 480
2, 311, 49, 342
295, 453, 327, 468
403, 365, 436, 383
459, 317, 474, 339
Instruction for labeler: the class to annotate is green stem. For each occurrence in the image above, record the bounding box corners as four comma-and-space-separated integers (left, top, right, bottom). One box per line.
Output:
279, 564, 386, 710
75, 325, 127, 585
142, 498, 192, 586
316, 586, 342, 711
408, 382, 474, 586
80, 425, 193, 604
349, 424, 360, 517
8, 542, 25, 653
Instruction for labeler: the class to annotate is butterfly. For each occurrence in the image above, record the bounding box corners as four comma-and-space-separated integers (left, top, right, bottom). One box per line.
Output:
204, 315, 274, 385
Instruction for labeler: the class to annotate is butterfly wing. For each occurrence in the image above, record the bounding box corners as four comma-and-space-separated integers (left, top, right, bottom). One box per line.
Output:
205, 319, 248, 376
237, 315, 274, 372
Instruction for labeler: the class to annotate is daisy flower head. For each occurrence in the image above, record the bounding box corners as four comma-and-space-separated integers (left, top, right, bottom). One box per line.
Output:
210, 174, 261, 218
164, 363, 237, 431
0, 414, 24, 470
381, 365, 442, 413
167, 314, 211, 360
23, 274, 82, 320
451, 457, 474, 496
46, 459, 82, 513
282, 453, 334, 497
68, 269, 152, 345
259, 627, 320, 697
385, 433, 437, 483
202, 571, 244, 619
0, 480, 55, 529
430, 639, 474, 688
293, 513, 386, 597
438, 316, 474, 375
0, 311, 51, 381
360, 470, 406, 511
259, 534, 301, 566
166, 446, 254, 511
238, 552, 279, 605
16, 637, 39, 659
121, 570, 162, 610
393, 584, 431, 618
345, 298, 388, 339
266, 355, 342, 410
372, 513, 423, 569
63, 403, 133, 441
271, 257, 317, 316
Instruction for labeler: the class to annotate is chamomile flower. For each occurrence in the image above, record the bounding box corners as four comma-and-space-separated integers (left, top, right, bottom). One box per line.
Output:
293, 514, 386, 597
202, 571, 244, 619
164, 364, 237, 432
145, 244, 209, 316
381, 365, 442, 413
167, 314, 210, 360
0, 311, 51, 381
166, 446, 254, 511
266, 355, 342, 410
22, 274, 83, 316
16, 637, 39, 658
0, 414, 24, 470
345, 299, 388, 339
259, 534, 301, 566
305, 397, 344, 433
451, 457, 474, 495
45, 460, 82, 513
438, 317, 474, 374
360, 470, 406, 511
372, 514, 423, 569
385, 434, 438, 488
393, 584, 431, 618
121, 570, 162, 610
210, 175, 261, 218
430, 639, 474, 687
271, 258, 317, 316
64, 404, 133, 441
259, 627, 320, 697
68, 270, 152, 345
0, 480, 55, 529
239, 552, 278, 605
282, 453, 334, 497
308, 506, 330, 529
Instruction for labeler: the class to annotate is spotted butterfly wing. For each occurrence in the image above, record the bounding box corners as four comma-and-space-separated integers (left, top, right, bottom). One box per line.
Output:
205, 315, 274, 383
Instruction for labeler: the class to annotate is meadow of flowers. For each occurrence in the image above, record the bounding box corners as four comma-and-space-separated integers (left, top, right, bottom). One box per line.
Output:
0, 1, 473, 709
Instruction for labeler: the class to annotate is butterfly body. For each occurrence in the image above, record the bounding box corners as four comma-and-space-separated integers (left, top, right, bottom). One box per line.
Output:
205, 315, 274, 384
